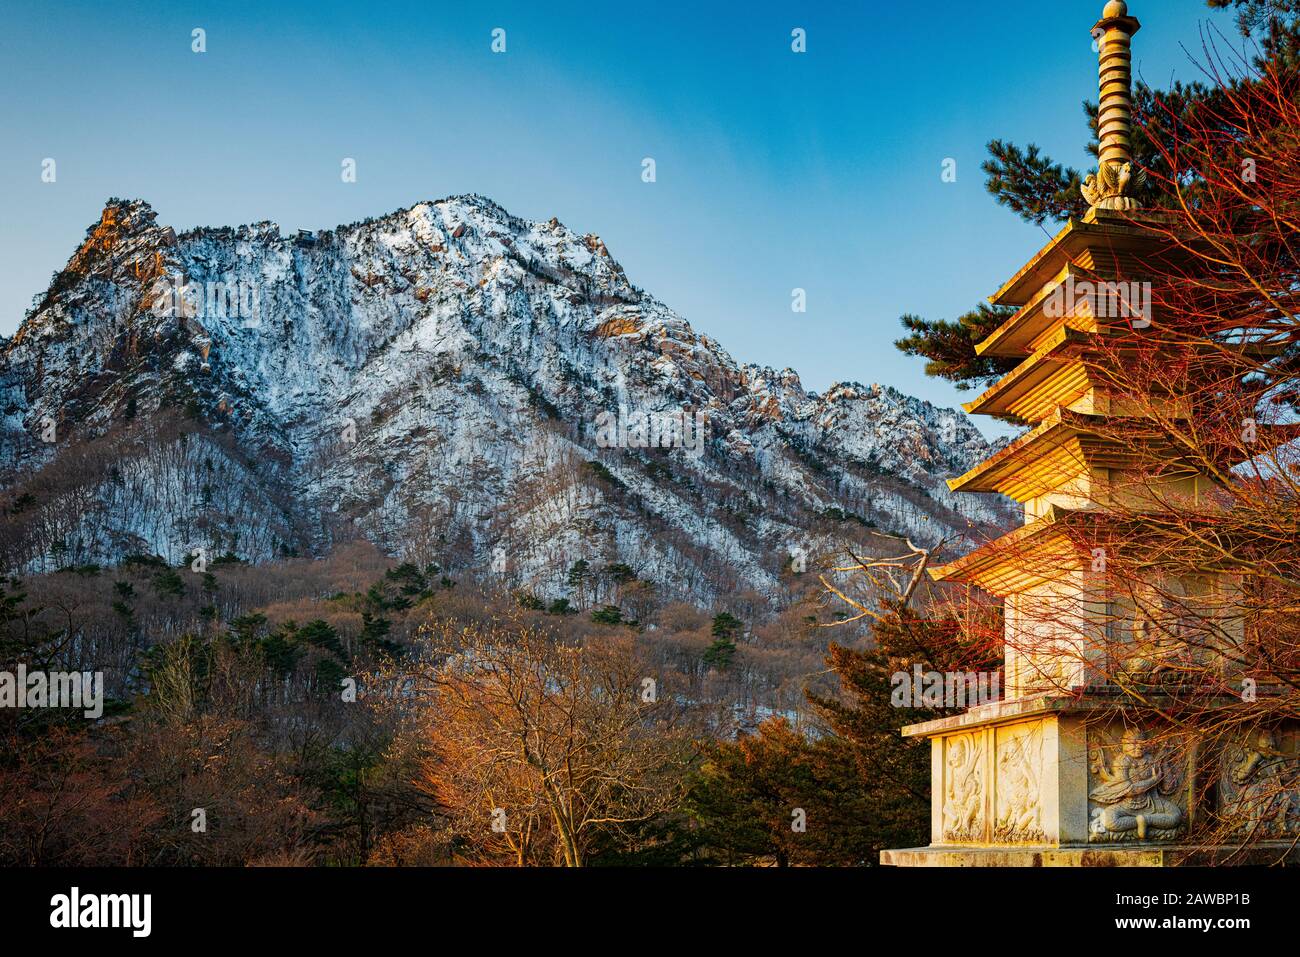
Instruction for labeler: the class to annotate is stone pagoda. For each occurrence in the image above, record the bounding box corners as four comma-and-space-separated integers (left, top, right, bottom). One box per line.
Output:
881, 0, 1300, 866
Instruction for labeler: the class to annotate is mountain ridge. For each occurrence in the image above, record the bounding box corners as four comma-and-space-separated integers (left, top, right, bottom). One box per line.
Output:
0, 195, 1012, 607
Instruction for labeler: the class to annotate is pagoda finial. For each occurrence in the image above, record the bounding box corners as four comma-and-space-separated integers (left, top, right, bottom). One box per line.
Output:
1082, 1, 1146, 211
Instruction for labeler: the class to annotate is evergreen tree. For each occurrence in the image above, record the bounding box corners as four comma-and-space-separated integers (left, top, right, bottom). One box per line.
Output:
894, 303, 1019, 395
150, 567, 185, 599
702, 612, 742, 669
688, 718, 876, 866
604, 562, 636, 585
566, 559, 591, 607
590, 605, 623, 625
691, 593, 1003, 864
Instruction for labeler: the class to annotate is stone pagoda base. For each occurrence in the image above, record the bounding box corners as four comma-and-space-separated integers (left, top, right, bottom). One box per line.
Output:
880, 693, 1300, 867
882, 843, 1300, 867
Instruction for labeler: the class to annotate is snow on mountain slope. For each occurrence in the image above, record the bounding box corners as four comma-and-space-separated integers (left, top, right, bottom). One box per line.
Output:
0, 196, 1013, 605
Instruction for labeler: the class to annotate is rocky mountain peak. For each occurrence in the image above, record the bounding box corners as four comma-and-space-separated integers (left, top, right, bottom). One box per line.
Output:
0, 196, 1013, 606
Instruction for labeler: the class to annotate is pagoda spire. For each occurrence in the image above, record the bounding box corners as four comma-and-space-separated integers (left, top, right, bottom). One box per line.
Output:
1082, 1, 1146, 210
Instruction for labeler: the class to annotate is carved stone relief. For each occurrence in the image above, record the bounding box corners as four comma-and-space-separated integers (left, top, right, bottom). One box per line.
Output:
1088, 725, 1186, 843
1218, 728, 1300, 838
994, 722, 1047, 844
942, 733, 985, 843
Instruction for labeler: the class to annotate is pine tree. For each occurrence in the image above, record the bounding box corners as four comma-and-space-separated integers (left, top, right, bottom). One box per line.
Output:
566, 559, 591, 607
590, 605, 623, 625
802, 597, 1004, 857
703, 612, 742, 669
688, 717, 877, 866
894, 303, 1019, 395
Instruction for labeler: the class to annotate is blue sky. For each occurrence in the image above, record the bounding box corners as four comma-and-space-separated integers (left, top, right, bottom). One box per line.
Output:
0, 0, 1253, 435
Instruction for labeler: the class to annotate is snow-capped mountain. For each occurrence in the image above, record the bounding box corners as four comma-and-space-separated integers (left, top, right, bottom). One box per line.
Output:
0, 196, 1011, 605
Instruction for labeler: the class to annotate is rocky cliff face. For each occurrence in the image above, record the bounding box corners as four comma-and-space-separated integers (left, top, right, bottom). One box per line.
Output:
0, 196, 1011, 605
